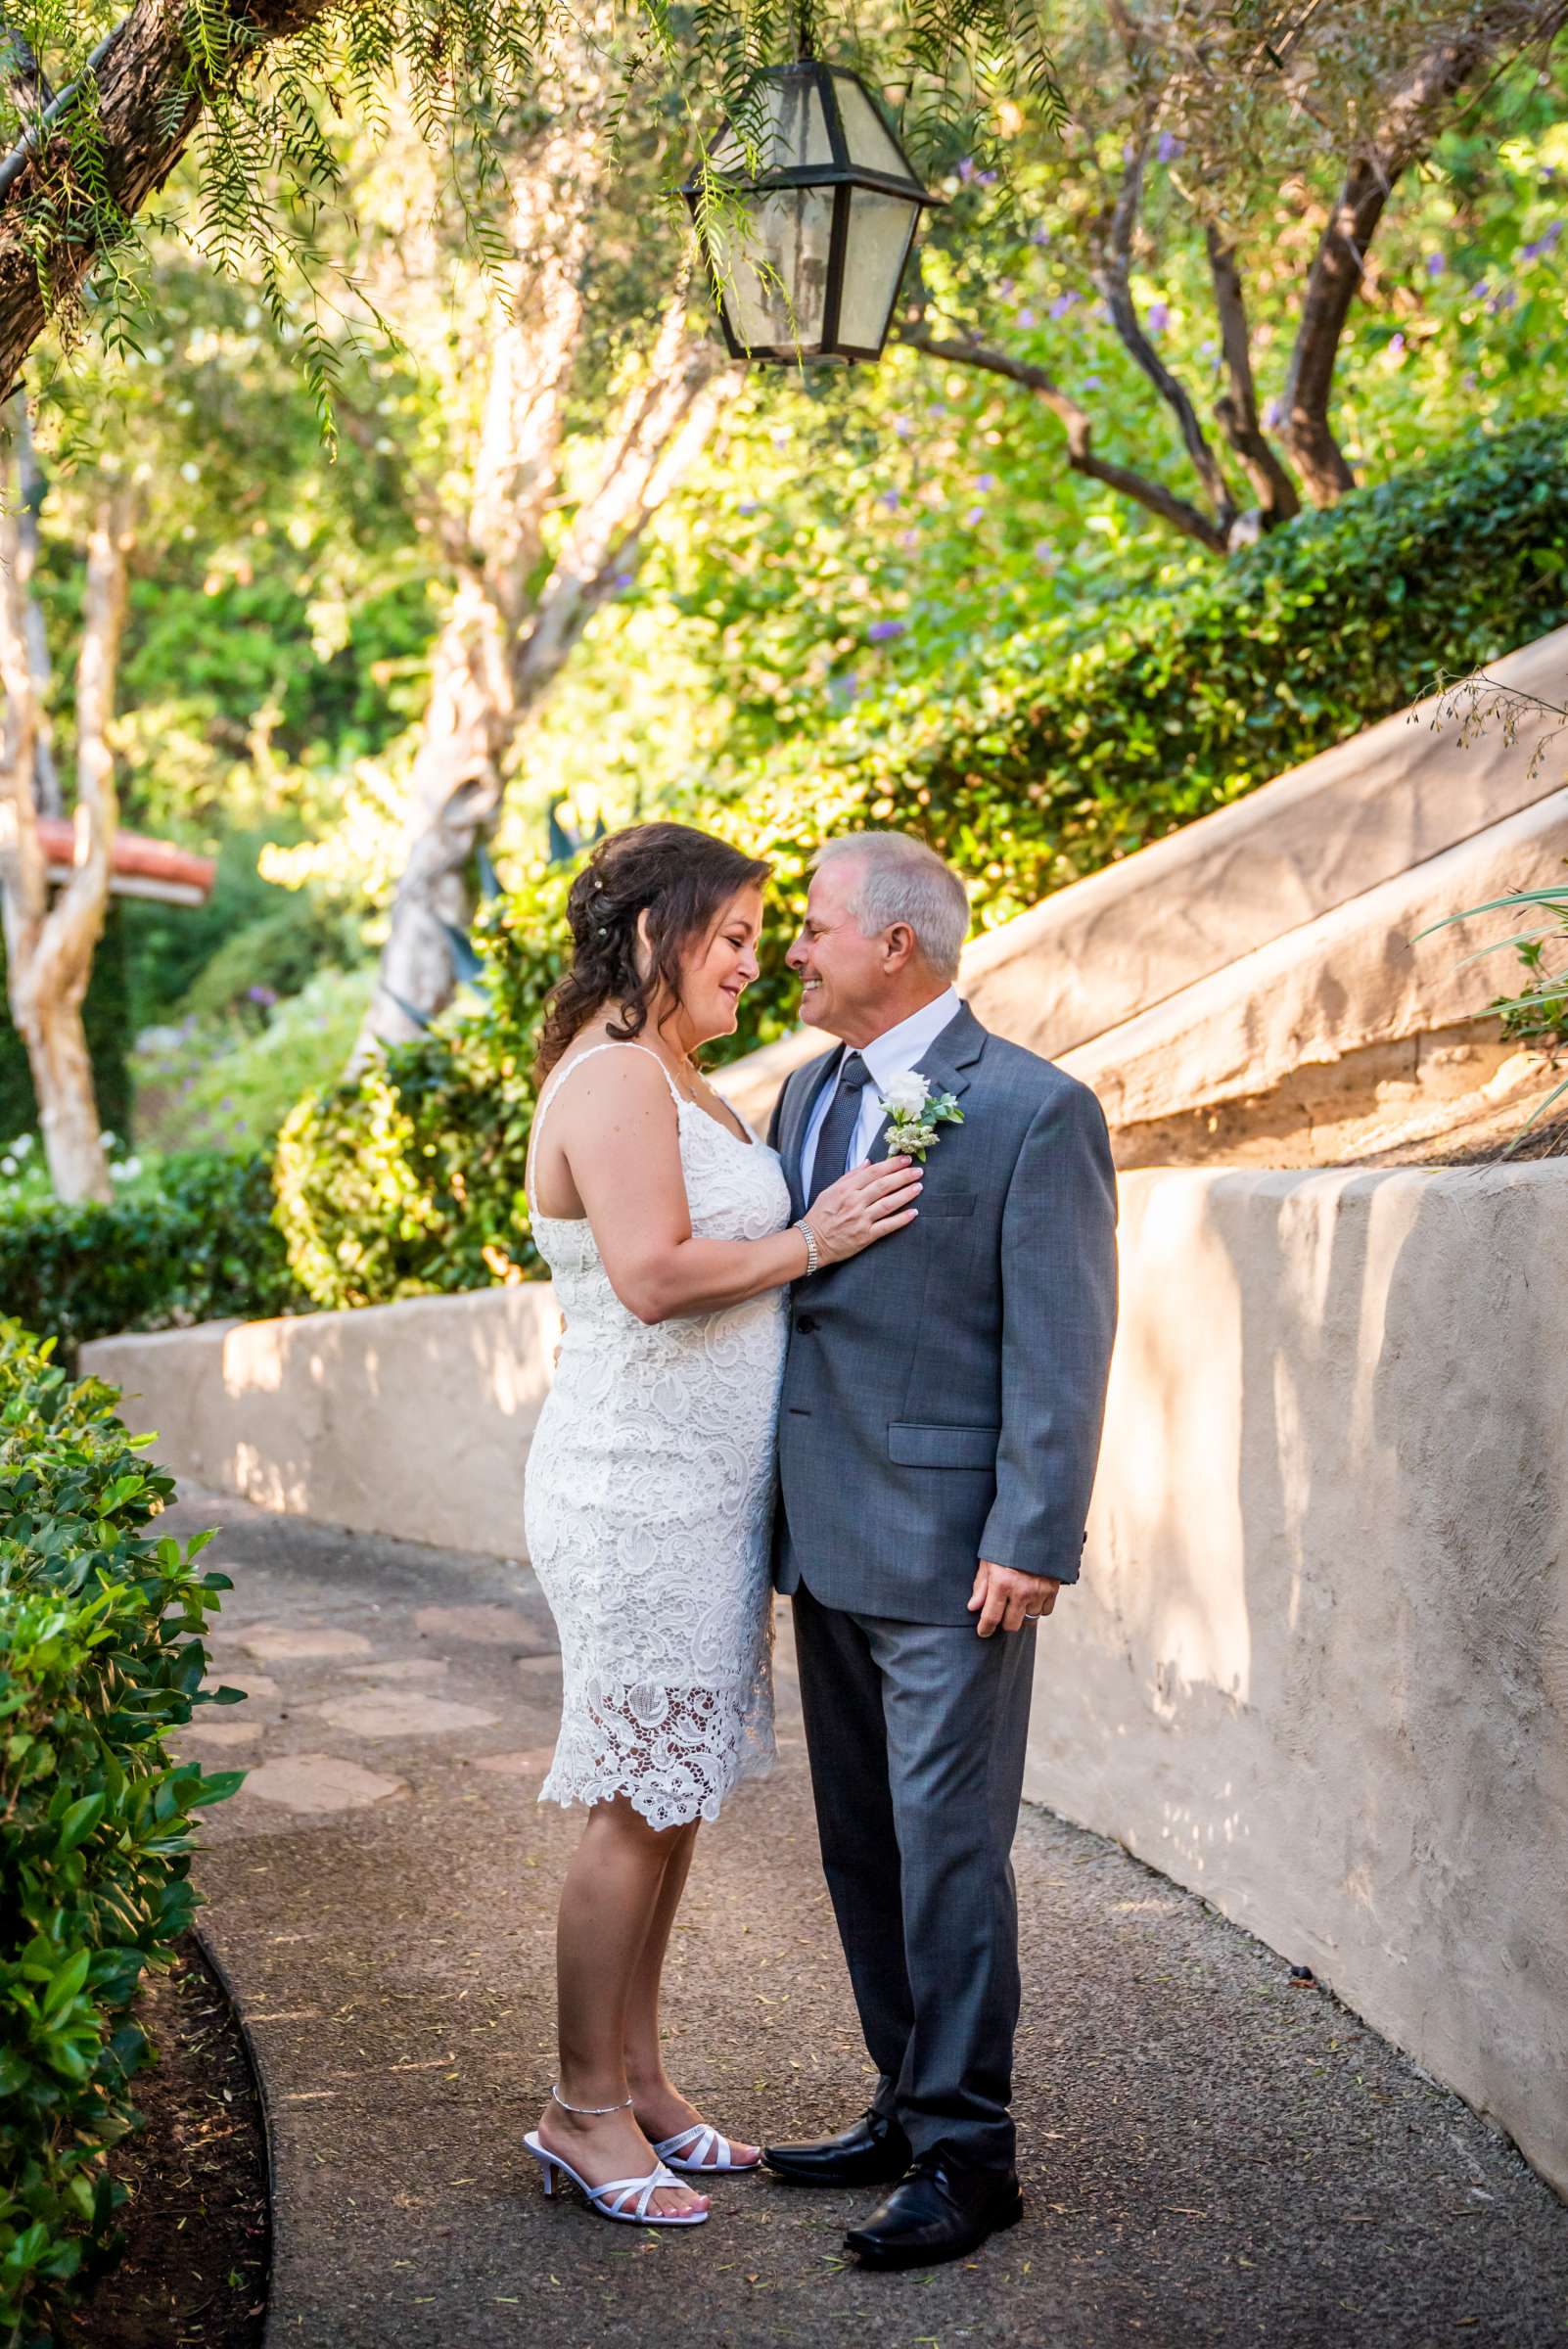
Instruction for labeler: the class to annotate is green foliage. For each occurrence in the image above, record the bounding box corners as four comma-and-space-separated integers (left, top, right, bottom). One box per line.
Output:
0, 1320, 243, 2344
12, 0, 1052, 428
697, 418, 1568, 962
273, 884, 570, 1309
133, 968, 373, 1159
1499, 922, 1568, 1057
516, 79, 1568, 838
278, 420, 1568, 1307
1423, 880, 1568, 1144
0, 1153, 300, 1355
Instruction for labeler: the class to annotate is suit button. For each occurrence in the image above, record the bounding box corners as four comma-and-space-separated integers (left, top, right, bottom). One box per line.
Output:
795, 1313, 818, 1334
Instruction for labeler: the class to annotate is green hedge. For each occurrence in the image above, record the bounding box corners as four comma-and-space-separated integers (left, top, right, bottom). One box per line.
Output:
0, 1321, 244, 2344
276, 420, 1568, 1310
0, 1152, 302, 1357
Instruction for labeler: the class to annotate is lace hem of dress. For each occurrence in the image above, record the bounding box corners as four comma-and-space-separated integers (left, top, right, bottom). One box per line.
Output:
538, 1679, 776, 1831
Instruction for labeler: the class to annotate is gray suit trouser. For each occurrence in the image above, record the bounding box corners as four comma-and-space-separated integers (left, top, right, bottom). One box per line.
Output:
788, 1554, 1037, 2174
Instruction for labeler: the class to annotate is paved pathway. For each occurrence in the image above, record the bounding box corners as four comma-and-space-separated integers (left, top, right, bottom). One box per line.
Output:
170, 1491, 1568, 2349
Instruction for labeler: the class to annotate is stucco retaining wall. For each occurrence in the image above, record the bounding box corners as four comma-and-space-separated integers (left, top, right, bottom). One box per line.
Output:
85, 1159, 1568, 2195
1027, 1160, 1568, 2198
86, 1285, 559, 1555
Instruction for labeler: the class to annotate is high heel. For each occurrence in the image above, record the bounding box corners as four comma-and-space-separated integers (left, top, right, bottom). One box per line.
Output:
654, 2122, 761, 2176
524, 2133, 710, 2227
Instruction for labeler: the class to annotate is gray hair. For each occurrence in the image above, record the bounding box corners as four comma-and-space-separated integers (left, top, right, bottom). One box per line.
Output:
812, 832, 970, 981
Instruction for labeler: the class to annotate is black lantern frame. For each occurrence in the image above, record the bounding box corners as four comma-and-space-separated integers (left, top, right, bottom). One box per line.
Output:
681, 60, 943, 365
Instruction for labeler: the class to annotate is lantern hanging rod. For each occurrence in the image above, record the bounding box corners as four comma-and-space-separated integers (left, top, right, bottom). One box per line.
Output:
795, 0, 815, 62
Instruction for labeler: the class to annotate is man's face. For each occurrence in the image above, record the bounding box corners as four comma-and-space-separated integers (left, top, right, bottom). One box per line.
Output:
786, 858, 896, 1045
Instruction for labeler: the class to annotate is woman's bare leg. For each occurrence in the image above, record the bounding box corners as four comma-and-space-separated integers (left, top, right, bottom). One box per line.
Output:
623, 1820, 761, 2168
536, 1797, 709, 2218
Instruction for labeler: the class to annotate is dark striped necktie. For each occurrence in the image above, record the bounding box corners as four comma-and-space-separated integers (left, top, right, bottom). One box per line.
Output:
805, 1051, 872, 1210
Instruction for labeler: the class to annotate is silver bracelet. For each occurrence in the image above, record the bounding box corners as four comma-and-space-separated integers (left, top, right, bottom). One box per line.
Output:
794, 1218, 819, 1278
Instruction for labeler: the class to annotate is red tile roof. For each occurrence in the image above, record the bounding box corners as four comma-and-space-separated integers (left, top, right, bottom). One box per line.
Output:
36, 817, 216, 903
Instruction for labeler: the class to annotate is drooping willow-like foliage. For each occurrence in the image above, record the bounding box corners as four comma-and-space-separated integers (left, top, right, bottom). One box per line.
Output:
0, 0, 1063, 406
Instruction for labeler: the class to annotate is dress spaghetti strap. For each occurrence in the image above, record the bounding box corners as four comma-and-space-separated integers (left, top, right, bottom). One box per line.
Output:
531, 1040, 685, 1156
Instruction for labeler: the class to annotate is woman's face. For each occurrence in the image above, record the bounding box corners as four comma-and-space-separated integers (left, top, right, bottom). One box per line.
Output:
673, 885, 764, 1045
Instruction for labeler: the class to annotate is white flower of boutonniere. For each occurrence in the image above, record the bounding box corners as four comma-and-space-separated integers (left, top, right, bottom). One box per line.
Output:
878, 1070, 964, 1162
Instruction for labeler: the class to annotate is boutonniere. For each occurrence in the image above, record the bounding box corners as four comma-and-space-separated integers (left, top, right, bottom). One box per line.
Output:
878, 1070, 964, 1162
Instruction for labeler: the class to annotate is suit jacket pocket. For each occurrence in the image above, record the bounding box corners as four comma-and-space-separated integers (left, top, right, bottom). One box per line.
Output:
889, 1421, 1000, 1470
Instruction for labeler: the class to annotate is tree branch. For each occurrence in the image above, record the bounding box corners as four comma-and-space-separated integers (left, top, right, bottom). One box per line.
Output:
1283, 0, 1568, 502
898, 325, 1230, 552
1091, 133, 1238, 532
1, 16, 55, 125
1204, 225, 1300, 527
0, 0, 332, 395
513, 298, 737, 709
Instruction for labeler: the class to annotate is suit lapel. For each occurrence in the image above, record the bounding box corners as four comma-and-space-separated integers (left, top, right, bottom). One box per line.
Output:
780, 1048, 841, 1221
865, 1001, 988, 1163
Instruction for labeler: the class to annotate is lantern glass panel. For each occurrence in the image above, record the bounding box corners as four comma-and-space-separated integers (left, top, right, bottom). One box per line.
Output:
710, 186, 834, 350
712, 71, 834, 177
837, 187, 919, 350
828, 74, 911, 181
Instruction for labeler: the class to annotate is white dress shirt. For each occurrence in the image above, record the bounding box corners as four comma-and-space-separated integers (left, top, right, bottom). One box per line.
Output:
799, 986, 963, 1196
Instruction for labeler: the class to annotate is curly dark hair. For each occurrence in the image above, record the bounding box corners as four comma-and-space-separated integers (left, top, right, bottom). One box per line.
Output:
533, 822, 772, 1082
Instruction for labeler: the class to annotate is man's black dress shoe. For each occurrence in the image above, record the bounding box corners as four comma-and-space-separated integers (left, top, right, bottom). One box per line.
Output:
844, 2151, 1024, 2270
761, 2107, 912, 2188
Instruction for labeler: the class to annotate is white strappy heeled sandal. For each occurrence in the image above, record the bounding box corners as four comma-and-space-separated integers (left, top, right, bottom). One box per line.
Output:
653, 2122, 761, 2176
524, 2134, 709, 2225
526, 2085, 711, 2228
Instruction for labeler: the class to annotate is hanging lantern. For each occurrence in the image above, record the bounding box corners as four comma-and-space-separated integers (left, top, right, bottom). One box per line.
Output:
682, 60, 942, 365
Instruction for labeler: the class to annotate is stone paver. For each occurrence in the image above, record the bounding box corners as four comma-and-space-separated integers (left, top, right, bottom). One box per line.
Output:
238, 1753, 408, 1813
311, 1689, 500, 1738
239, 1625, 376, 1663
167, 1491, 1568, 2349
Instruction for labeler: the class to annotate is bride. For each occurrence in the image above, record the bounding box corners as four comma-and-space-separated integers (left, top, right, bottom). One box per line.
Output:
521, 821, 921, 2228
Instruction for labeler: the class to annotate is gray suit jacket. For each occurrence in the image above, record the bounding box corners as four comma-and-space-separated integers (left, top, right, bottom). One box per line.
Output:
767, 1002, 1118, 1625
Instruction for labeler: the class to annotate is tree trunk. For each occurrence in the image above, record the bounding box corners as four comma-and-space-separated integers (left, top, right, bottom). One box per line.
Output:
12, 397, 59, 809
0, 410, 131, 1202
352, 179, 738, 1066
1282, 0, 1568, 503
351, 119, 601, 1064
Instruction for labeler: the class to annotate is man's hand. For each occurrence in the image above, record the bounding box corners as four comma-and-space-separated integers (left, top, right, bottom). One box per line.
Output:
968, 1560, 1062, 1637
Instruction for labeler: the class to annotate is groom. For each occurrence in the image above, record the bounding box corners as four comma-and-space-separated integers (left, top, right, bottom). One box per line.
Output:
762, 831, 1119, 2270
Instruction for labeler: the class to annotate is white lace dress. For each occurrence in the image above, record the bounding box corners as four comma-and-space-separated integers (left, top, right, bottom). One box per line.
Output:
523, 1042, 792, 1830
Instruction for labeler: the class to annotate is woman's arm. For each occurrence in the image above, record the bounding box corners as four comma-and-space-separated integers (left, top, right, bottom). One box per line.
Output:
538, 1051, 919, 1324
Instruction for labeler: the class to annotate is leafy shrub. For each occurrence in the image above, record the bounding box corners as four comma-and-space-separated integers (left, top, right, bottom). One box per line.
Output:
0, 1152, 301, 1356
276, 421, 1568, 1308
0, 1320, 243, 2343
274, 879, 571, 1309
132, 967, 374, 1158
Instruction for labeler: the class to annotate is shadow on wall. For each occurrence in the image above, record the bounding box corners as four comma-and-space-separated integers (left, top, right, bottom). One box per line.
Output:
1030, 1161, 1568, 2195
87, 1286, 561, 1557
1223, 1168, 1568, 2154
